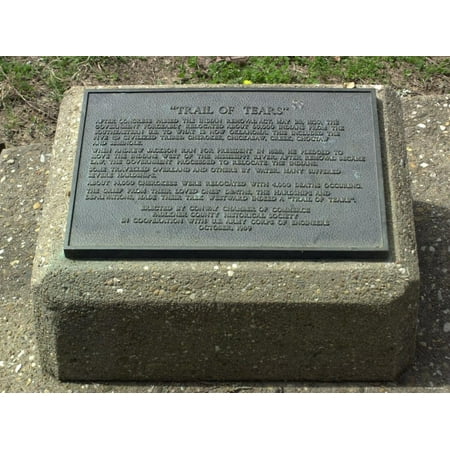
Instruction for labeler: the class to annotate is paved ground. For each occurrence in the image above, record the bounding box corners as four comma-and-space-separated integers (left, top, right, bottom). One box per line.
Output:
0, 93, 449, 392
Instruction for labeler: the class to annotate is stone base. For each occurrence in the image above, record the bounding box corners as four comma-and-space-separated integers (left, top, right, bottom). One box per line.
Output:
31, 85, 419, 381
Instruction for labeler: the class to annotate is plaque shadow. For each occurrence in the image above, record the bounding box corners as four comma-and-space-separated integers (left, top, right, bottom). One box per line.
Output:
65, 248, 391, 262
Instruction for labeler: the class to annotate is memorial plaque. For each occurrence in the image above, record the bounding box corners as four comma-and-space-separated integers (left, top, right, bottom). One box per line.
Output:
64, 88, 389, 257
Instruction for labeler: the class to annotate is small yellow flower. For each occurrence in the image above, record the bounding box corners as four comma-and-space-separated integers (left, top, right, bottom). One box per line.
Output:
243, 80, 253, 85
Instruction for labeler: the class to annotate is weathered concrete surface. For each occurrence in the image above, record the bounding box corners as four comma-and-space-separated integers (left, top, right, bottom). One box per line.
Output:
1, 92, 448, 392
30, 85, 419, 381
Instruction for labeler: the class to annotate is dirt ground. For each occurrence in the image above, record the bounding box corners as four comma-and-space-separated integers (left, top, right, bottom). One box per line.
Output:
0, 57, 449, 392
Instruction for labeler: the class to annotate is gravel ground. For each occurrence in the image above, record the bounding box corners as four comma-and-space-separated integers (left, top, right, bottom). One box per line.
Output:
0, 93, 449, 393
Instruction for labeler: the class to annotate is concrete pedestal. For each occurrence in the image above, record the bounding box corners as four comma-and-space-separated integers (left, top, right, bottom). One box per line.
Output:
31, 85, 419, 381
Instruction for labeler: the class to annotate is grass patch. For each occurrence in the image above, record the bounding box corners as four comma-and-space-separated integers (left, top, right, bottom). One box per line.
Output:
0, 56, 132, 108
0, 58, 40, 97
178, 56, 450, 88
205, 57, 297, 84
40, 56, 129, 101
1, 56, 448, 147
0, 56, 137, 144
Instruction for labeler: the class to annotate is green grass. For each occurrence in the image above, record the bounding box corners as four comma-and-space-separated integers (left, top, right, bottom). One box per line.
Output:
40, 56, 129, 101
183, 56, 299, 84
0, 56, 136, 143
1, 56, 448, 147
200, 57, 297, 84
0, 56, 131, 106
1, 56, 448, 110
178, 56, 450, 86
0, 58, 40, 95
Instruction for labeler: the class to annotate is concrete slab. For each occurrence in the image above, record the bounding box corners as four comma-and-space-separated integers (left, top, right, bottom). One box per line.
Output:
31, 85, 420, 381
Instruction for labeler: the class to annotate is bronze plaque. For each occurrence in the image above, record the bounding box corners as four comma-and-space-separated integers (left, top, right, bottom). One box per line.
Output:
64, 88, 388, 258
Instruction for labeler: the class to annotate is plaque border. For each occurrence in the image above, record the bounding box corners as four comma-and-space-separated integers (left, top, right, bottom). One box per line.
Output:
64, 87, 389, 259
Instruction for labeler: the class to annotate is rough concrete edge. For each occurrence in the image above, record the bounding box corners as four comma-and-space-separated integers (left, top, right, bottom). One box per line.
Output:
31, 87, 85, 377
382, 86, 420, 271
380, 86, 421, 376
31, 86, 85, 287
